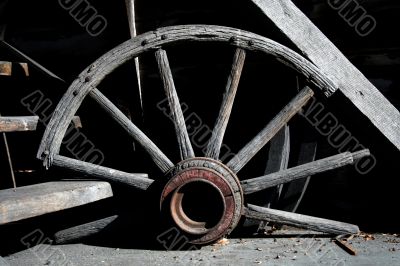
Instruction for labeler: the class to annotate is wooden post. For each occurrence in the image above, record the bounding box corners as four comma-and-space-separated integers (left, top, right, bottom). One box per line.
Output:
250, 0, 400, 151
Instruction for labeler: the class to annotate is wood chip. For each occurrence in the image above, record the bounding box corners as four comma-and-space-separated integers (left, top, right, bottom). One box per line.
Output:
214, 238, 229, 246
334, 239, 357, 256
363, 234, 375, 241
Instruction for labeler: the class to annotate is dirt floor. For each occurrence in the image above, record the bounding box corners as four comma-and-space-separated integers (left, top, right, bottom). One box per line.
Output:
2, 229, 399, 266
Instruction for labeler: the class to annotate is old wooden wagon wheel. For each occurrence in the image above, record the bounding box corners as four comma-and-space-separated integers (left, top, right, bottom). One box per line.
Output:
37, 25, 368, 245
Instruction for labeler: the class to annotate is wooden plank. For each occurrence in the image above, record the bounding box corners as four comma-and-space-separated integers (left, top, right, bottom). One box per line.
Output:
0, 181, 113, 225
54, 215, 118, 244
242, 150, 370, 195
245, 204, 360, 235
227, 87, 314, 173
206, 48, 246, 159
155, 49, 195, 160
0, 61, 11, 76
0, 116, 39, 133
250, 0, 400, 151
52, 155, 153, 190
2, 131, 16, 188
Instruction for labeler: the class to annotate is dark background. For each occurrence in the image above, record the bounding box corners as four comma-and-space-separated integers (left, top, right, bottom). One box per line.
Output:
0, 0, 399, 253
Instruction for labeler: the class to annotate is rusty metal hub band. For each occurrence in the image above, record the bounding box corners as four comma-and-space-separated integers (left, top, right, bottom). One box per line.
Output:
160, 158, 243, 244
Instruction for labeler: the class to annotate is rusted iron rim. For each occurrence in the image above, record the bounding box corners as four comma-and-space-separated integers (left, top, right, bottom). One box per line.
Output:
170, 179, 226, 235
161, 158, 243, 244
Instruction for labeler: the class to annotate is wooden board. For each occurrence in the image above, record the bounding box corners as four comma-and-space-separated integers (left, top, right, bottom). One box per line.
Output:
54, 215, 118, 244
0, 116, 39, 132
0, 181, 113, 225
0, 61, 29, 76
0, 61, 11, 76
251, 0, 400, 151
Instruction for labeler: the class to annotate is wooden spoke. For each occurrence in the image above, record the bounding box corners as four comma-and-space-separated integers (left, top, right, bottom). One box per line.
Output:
206, 48, 246, 159
282, 141, 317, 212
241, 150, 370, 195
155, 49, 195, 160
245, 204, 360, 235
263, 125, 290, 208
53, 155, 153, 190
227, 87, 314, 173
89, 88, 174, 173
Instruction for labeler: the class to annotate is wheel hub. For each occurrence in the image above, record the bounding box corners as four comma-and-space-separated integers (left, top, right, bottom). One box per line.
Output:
160, 158, 243, 244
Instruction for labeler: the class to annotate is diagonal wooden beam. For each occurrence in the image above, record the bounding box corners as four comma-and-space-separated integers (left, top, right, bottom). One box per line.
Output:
251, 0, 400, 151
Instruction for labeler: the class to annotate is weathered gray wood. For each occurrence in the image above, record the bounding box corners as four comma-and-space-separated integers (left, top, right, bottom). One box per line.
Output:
243, 125, 290, 229
37, 25, 337, 169
245, 204, 360, 235
0, 255, 8, 265
264, 124, 290, 207
282, 142, 317, 212
2, 131, 16, 188
53, 155, 152, 190
155, 49, 195, 160
0, 116, 39, 132
206, 48, 246, 159
352, 149, 371, 161
242, 150, 370, 195
227, 87, 314, 173
251, 0, 400, 151
54, 215, 118, 244
89, 88, 173, 173
0, 181, 113, 225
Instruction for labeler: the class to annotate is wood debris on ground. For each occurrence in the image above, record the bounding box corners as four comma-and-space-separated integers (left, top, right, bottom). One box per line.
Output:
334, 238, 357, 256
213, 238, 229, 246
360, 233, 375, 241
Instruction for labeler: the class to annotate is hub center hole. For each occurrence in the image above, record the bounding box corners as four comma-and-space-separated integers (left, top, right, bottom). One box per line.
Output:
171, 180, 225, 233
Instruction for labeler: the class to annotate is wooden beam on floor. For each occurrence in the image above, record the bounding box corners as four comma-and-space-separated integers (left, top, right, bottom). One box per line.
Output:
0, 181, 113, 225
